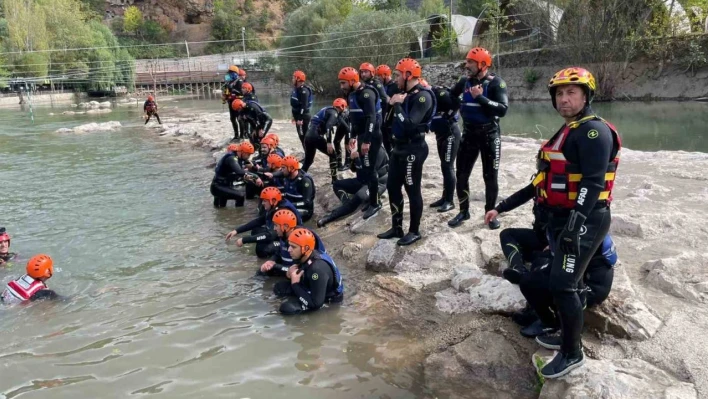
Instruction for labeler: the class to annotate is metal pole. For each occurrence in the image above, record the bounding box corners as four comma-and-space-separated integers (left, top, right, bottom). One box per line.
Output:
242, 27, 246, 66
449, 0, 453, 61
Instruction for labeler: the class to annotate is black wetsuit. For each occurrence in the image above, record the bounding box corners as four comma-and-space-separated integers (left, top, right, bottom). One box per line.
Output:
381, 79, 400, 154
143, 100, 161, 124
450, 73, 508, 214
387, 83, 435, 235
283, 170, 316, 222
303, 106, 341, 181
333, 111, 351, 168
348, 83, 382, 208
211, 152, 246, 207
274, 250, 344, 315
430, 86, 461, 204
224, 78, 244, 139
365, 77, 389, 109
291, 84, 313, 150
538, 108, 620, 357
323, 150, 388, 225
234, 199, 302, 258
241, 101, 273, 146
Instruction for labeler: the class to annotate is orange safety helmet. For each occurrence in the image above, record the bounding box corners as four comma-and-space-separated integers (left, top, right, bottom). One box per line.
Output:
260, 136, 277, 150
238, 69, 247, 78
231, 98, 246, 111
242, 82, 253, 94
359, 63, 376, 75
272, 209, 298, 233
26, 254, 53, 279
265, 132, 280, 146
466, 47, 492, 69
338, 67, 359, 84
395, 57, 422, 80
147, 95, 154, 101
283, 155, 300, 172
376, 65, 392, 78
240, 141, 255, 155
293, 70, 306, 82
333, 98, 347, 112
227, 143, 240, 153
260, 186, 282, 207
228, 65, 240, 73
267, 153, 284, 168
288, 228, 315, 257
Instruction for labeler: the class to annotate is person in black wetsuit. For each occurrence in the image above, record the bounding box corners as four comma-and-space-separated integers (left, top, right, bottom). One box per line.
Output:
376, 58, 435, 246
376, 64, 400, 155
448, 47, 509, 230
332, 108, 351, 171
274, 228, 343, 315
428, 84, 461, 213
302, 98, 349, 182
317, 146, 389, 227
360, 62, 389, 110
211, 143, 246, 208
225, 187, 303, 258
280, 156, 316, 222
519, 67, 621, 378
143, 95, 161, 125
1, 254, 60, 304
222, 66, 244, 140
338, 66, 383, 221
242, 82, 258, 102
231, 98, 273, 147
0, 228, 17, 267
291, 70, 314, 151
260, 210, 328, 277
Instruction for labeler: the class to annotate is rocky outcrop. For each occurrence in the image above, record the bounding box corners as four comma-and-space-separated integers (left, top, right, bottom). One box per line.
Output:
425, 330, 537, 399
435, 267, 526, 315
534, 350, 698, 399
56, 121, 122, 133
641, 252, 708, 302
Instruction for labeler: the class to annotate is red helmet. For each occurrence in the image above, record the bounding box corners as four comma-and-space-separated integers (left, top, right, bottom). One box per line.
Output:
240, 141, 255, 155
272, 209, 298, 233
359, 63, 376, 75
288, 228, 316, 257
260, 187, 282, 207
260, 136, 277, 150
242, 82, 253, 94
395, 58, 422, 80
147, 95, 154, 101
293, 70, 306, 82
283, 155, 300, 172
27, 254, 53, 279
333, 98, 347, 112
338, 67, 359, 84
238, 69, 247, 78
265, 133, 280, 146
267, 153, 284, 168
231, 99, 246, 111
376, 65, 392, 78
0, 229, 10, 245
227, 143, 240, 153
466, 47, 492, 69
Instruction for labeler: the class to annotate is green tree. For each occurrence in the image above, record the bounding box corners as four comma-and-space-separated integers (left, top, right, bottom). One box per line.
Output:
123, 6, 143, 33
419, 0, 448, 18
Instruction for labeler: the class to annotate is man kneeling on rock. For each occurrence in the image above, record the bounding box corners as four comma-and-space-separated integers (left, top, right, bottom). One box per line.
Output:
274, 228, 343, 315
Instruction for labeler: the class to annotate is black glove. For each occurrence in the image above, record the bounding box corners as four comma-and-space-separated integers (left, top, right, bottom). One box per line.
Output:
557, 210, 587, 257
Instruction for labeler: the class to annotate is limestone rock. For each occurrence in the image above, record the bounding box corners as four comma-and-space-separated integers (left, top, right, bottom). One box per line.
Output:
56, 121, 122, 133
611, 214, 644, 238
535, 351, 698, 399
585, 266, 662, 340
98, 101, 112, 109
366, 239, 397, 272
425, 330, 537, 399
341, 243, 362, 261
475, 228, 506, 274
641, 252, 708, 302
438, 267, 526, 314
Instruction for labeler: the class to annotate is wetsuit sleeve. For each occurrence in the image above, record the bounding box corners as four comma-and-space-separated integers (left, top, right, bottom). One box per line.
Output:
235, 215, 266, 234
570, 121, 614, 217
242, 229, 277, 244
30, 289, 59, 301
374, 81, 389, 105
324, 110, 338, 143
358, 89, 377, 143
298, 178, 315, 208
495, 183, 534, 214
450, 76, 467, 98
231, 80, 243, 96
393, 90, 433, 133
294, 88, 310, 119
476, 77, 508, 118
291, 261, 332, 310
226, 156, 245, 177
271, 170, 285, 178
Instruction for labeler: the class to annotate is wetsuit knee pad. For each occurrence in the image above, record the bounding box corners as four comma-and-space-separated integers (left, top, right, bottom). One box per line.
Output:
279, 298, 306, 315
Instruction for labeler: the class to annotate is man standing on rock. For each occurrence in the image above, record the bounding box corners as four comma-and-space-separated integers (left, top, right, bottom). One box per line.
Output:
447, 47, 508, 229
143, 95, 161, 125
428, 85, 461, 213
528, 67, 621, 378
291, 70, 313, 151
377, 58, 435, 246
338, 66, 383, 221
376, 64, 400, 155
222, 65, 244, 141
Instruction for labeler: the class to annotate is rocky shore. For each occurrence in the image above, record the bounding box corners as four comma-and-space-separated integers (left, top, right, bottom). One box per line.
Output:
145, 110, 707, 398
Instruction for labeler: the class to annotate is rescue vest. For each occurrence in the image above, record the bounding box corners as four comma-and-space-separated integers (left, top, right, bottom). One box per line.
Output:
391, 86, 437, 140
290, 85, 314, 112
532, 115, 621, 209
310, 251, 344, 295
460, 75, 494, 124
430, 86, 459, 133
1, 274, 46, 304
145, 102, 157, 112
310, 106, 335, 134
348, 84, 382, 126
284, 172, 315, 205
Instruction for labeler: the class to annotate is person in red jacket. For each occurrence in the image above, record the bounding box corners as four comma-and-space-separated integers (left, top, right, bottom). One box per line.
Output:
2, 254, 59, 304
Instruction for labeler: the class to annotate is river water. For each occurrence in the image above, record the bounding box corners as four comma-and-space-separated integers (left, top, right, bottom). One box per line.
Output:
0, 97, 705, 398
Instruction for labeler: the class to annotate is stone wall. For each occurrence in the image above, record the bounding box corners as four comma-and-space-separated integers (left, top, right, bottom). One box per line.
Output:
422, 61, 708, 101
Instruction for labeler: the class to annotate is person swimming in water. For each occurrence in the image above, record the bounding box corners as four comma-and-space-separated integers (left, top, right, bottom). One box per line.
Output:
0, 227, 17, 267
1, 254, 60, 303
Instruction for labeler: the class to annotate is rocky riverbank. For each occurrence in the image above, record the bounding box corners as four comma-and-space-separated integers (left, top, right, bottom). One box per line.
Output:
147, 110, 707, 399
